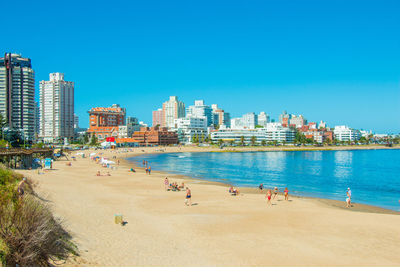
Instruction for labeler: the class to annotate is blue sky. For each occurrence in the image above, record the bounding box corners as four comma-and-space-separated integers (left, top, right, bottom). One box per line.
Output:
2, 0, 399, 133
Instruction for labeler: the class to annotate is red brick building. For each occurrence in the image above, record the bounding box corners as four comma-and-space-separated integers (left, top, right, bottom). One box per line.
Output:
132, 126, 179, 146
87, 104, 126, 140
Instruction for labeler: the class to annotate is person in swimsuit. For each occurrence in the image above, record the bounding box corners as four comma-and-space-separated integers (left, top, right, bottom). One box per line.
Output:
148, 166, 151, 175
259, 183, 264, 191
266, 189, 272, 205
185, 187, 192, 206
273, 187, 278, 199
284, 187, 289, 200
346, 188, 352, 207
164, 177, 169, 190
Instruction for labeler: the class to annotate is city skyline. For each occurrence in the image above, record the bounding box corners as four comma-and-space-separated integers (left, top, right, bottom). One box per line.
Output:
2, 0, 399, 133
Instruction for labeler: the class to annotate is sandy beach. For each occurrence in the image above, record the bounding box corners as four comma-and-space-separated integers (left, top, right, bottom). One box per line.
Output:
18, 145, 400, 266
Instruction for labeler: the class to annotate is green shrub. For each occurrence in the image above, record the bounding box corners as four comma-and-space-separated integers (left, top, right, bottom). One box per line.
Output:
0, 167, 77, 266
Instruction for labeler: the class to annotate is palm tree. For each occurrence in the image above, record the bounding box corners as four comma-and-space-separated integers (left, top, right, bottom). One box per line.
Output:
261, 140, 266, 146
240, 136, 245, 146
251, 136, 256, 146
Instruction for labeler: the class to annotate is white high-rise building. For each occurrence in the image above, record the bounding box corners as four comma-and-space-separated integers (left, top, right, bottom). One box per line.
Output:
289, 115, 307, 128
162, 96, 185, 128
186, 100, 213, 126
0, 53, 36, 141
39, 73, 74, 143
231, 112, 258, 129
257, 112, 270, 127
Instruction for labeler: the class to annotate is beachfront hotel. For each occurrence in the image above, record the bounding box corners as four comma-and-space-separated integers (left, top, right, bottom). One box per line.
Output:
174, 116, 208, 144
211, 122, 296, 144
162, 96, 185, 128
87, 104, 126, 140
0, 53, 36, 141
39, 73, 74, 143
333, 125, 361, 141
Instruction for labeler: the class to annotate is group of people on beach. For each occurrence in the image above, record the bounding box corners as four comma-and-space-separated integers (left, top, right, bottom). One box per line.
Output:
259, 184, 289, 205
143, 160, 152, 175
164, 177, 192, 206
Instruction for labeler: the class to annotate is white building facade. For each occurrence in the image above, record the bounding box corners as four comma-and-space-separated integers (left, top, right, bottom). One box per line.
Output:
174, 116, 207, 143
186, 100, 212, 126
162, 96, 185, 128
257, 112, 270, 127
211, 123, 296, 144
230, 112, 258, 129
39, 73, 74, 143
333, 125, 361, 141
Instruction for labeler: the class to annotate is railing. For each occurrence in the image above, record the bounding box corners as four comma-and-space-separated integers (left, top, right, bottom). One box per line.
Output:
0, 148, 53, 156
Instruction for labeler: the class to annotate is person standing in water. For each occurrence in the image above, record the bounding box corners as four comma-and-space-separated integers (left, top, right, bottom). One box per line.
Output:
266, 189, 272, 206
284, 187, 289, 200
185, 187, 192, 206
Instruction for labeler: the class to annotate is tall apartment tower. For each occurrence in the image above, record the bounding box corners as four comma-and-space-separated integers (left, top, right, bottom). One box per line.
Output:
162, 96, 185, 128
152, 108, 163, 127
211, 104, 231, 128
0, 53, 36, 141
39, 73, 74, 143
186, 100, 213, 126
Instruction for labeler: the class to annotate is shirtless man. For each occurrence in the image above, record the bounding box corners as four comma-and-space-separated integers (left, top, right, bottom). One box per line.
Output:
273, 187, 278, 199
185, 187, 192, 206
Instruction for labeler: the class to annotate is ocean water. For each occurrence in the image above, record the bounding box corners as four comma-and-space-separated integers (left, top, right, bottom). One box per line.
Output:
129, 149, 400, 211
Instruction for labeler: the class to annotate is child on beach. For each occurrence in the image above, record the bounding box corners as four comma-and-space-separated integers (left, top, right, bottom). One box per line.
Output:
284, 187, 289, 200
266, 189, 272, 205
164, 177, 169, 190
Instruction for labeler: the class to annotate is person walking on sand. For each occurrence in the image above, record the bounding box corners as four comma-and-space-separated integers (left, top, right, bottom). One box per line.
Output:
164, 177, 169, 190
185, 187, 192, 206
273, 187, 278, 199
266, 189, 272, 205
346, 187, 352, 207
148, 166, 151, 175
259, 183, 264, 191
284, 187, 289, 200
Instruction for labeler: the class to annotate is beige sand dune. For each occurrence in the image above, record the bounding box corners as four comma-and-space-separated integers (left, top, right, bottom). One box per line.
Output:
18, 146, 400, 266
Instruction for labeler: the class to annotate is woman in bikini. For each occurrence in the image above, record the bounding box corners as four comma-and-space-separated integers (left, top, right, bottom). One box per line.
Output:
284, 187, 289, 200
266, 189, 272, 205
